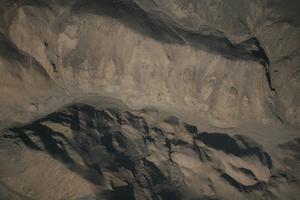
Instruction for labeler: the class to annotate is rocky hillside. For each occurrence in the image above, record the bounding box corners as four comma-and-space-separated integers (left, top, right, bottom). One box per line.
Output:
0, 0, 299, 127
0, 0, 299, 200
0, 101, 299, 200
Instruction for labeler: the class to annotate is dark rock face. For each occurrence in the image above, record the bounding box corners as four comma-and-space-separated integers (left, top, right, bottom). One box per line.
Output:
0, 103, 298, 200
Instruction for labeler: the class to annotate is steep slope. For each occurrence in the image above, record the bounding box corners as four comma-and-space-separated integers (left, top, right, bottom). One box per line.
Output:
0, 101, 299, 200
0, 1, 299, 200
0, 33, 64, 128
0, 0, 299, 128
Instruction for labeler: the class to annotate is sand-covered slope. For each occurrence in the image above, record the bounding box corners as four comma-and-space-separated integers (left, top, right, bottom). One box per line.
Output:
0, 0, 299, 128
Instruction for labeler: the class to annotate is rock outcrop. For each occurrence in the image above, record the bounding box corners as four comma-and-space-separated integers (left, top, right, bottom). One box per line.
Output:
0, 101, 299, 200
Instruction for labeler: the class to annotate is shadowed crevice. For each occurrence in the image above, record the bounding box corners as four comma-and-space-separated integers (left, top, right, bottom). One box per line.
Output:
197, 132, 272, 168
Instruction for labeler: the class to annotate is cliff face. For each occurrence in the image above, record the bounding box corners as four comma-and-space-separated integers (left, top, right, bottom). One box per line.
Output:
0, 0, 299, 128
0, 1, 299, 200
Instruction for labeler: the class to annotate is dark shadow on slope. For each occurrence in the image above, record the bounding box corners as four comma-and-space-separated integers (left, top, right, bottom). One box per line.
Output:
101, 131, 136, 171
221, 173, 267, 193
124, 111, 149, 133
143, 159, 167, 186
184, 123, 198, 135
46, 111, 74, 125
278, 138, 300, 160
109, 183, 135, 200
70, 0, 270, 65
0, 0, 271, 65
1, 0, 273, 89
0, 32, 52, 79
7, 120, 104, 185
238, 37, 274, 90
6, 104, 143, 185
70, 0, 274, 90
197, 132, 272, 168
2, 103, 276, 199
3, 131, 42, 151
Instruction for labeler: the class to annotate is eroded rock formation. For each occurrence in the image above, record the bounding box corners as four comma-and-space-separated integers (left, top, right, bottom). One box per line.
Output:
0, 0, 299, 199
1, 102, 299, 200
0, 0, 299, 127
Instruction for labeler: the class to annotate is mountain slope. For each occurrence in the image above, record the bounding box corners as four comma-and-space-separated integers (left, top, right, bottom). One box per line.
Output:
0, 101, 299, 200
0, 0, 299, 127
